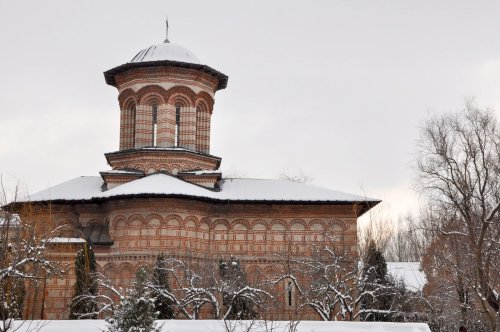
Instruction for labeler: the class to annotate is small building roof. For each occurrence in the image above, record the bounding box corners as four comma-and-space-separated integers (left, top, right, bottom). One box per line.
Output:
387, 262, 426, 292
26, 173, 379, 212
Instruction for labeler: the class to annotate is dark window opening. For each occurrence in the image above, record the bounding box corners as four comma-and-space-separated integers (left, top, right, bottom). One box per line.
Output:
152, 104, 158, 146
175, 105, 181, 146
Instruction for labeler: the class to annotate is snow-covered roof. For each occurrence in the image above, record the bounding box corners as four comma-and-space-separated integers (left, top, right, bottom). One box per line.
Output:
387, 262, 426, 292
9, 319, 431, 332
47, 237, 86, 244
27, 173, 379, 206
130, 42, 201, 65
180, 170, 221, 175
28, 176, 105, 202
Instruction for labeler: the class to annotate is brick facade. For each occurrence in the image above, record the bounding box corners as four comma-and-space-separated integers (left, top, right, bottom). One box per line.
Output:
28, 198, 361, 320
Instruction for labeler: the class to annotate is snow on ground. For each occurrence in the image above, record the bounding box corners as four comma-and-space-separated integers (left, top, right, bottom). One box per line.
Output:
11, 319, 431, 332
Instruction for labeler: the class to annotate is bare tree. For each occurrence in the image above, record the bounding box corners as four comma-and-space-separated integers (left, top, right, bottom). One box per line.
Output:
0, 180, 65, 331
69, 272, 124, 319
270, 236, 398, 321
417, 101, 500, 331
384, 214, 431, 262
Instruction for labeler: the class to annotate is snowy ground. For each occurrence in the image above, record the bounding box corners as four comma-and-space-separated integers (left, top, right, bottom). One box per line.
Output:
10, 319, 431, 332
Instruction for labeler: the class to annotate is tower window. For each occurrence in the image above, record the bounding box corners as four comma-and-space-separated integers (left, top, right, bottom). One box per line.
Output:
175, 105, 181, 147
152, 104, 158, 146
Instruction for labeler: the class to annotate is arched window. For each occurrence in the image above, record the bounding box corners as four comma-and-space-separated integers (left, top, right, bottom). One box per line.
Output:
131, 104, 136, 147
175, 104, 181, 147
152, 104, 158, 146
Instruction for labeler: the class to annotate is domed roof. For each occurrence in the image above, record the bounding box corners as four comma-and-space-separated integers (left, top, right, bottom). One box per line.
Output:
130, 41, 201, 65
104, 32, 228, 90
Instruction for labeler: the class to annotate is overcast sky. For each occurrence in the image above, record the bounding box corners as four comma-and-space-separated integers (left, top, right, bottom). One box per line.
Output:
1, 1, 500, 221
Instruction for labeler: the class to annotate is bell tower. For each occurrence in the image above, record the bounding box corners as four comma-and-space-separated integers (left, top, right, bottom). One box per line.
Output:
100, 23, 228, 189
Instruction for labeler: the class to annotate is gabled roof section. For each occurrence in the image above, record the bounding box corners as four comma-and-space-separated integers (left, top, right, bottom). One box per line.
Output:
98, 173, 213, 198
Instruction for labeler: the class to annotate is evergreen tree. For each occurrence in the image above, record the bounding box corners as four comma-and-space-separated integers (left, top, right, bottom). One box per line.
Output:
364, 240, 388, 284
107, 268, 159, 332
151, 254, 174, 319
69, 242, 98, 319
361, 240, 392, 321
0, 275, 25, 321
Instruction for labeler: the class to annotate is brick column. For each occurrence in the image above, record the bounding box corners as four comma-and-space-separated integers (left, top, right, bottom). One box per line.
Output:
135, 104, 153, 148
195, 109, 210, 154
157, 104, 175, 147
120, 107, 135, 150
179, 106, 196, 150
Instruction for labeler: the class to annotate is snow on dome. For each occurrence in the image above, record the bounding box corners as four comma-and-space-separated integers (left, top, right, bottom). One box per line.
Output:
130, 42, 201, 65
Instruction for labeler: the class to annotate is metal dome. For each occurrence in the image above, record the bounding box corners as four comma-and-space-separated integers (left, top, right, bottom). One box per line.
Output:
130, 42, 201, 65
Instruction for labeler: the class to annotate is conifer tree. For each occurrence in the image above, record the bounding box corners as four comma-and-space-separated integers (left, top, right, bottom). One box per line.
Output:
364, 240, 388, 284
107, 268, 159, 332
361, 240, 392, 321
69, 242, 98, 319
0, 274, 25, 321
151, 254, 174, 319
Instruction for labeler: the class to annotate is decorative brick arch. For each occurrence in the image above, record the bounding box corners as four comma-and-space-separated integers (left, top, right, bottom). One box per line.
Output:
127, 214, 145, 226
136, 85, 168, 105
111, 215, 127, 229
157, 163, 170, 172
309, 219, 326, 230
145, 213, 164, 226
270, 219, 289, 231
213, 218, 230, 229
232, 218, 250, 230
163, 214, 183, 227
120, 97, 137, 110
118, 88, 137, 109
133, 163, 147, 172
196, 91, 214, 110
166, 86, 196, 107
184, 215, 200, 227
101, 262, 117, 277
290, 219, 307, 230
145, 163, 158, 174
117, 262, 135, 287
328, 218, 348, 231
169, 163, 182, 173
251, 219, 269, 230
195, 99, 209, 113
199, 217, 212, 229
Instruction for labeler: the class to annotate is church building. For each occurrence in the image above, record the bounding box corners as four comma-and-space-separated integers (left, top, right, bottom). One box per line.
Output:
18, 26, 379, 320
